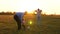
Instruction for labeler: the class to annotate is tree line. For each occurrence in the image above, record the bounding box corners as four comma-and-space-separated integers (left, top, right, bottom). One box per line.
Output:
0, 12, 16, 15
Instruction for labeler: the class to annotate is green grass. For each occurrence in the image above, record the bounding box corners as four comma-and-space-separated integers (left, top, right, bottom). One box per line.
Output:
0, 14, 60, 34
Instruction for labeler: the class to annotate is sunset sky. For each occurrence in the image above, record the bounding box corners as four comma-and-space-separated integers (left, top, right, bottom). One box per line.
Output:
0, 0, 60, 15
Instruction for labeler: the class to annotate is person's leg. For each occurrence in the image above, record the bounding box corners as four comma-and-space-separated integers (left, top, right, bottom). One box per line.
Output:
14, 15, 21, 30
37, 15, 40, 22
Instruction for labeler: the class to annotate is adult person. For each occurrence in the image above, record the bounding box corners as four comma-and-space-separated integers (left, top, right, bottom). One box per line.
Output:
14, 12, 25, 30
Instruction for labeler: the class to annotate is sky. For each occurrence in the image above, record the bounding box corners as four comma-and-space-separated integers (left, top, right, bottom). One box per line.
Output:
0, 0, 60, 15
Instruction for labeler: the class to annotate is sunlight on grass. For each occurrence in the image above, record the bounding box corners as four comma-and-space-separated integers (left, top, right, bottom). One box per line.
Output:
0, 14, 60, 34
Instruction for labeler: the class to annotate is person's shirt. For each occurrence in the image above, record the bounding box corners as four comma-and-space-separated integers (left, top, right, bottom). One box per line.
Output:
15, 12, 24, 21
37, 9, 42, 16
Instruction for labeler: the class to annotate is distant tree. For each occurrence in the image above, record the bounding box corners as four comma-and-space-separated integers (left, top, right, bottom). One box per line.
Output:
2, 11, 4, 13
12, 11, 16, 14
24, 11, 27, 15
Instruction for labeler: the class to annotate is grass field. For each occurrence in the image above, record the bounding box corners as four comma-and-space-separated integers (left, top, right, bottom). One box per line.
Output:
0, 14, 60, 34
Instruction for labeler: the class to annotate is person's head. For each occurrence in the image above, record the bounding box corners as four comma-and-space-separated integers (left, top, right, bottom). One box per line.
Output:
37, 8, 40, 11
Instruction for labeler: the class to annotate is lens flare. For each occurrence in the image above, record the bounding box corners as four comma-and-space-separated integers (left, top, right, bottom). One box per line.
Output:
35, 12, 37, 14
29, 21, 32, 24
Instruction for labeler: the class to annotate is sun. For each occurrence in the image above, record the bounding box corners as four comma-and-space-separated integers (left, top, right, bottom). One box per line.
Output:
17, 0, 41, 13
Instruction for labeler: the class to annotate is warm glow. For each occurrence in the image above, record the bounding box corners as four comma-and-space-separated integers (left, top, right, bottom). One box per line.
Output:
29, 20, 32, 25
34, 12, 37, 14
0, 0, 60, 15
27, 11, 33, 14
27, 11, 34, 14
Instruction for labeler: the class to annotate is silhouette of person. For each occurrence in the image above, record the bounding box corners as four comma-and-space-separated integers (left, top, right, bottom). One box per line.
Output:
14, 12, 25, 30
36, 8, 42, 22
